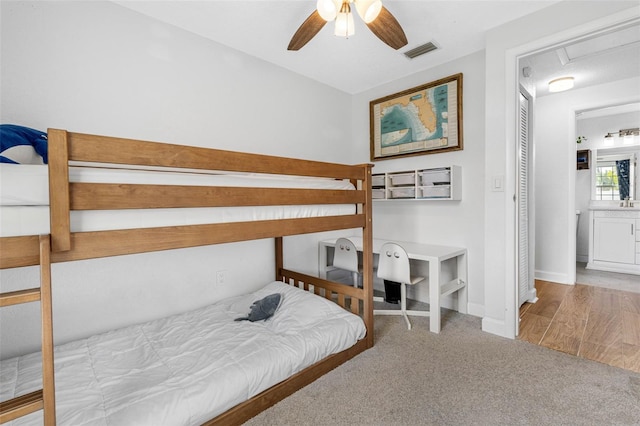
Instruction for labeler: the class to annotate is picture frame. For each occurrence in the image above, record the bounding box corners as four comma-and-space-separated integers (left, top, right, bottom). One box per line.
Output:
369, 73, 463, 161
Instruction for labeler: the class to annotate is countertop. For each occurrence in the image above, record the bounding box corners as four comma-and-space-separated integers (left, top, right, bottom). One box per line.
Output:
589, 204, 640, 211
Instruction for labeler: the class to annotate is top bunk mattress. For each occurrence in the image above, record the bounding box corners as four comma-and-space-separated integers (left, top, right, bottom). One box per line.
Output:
0, 163, 355, 206
1, 280, 367, 425
0, 164, 356, 237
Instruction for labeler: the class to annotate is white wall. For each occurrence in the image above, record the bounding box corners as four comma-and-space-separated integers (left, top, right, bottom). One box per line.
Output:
0, 1, 354, 359
575, 109, 640, 261
352, 51, 486, 316
534, 78, 640, 283
3, 0, 638, 358
483, 1, 638, 337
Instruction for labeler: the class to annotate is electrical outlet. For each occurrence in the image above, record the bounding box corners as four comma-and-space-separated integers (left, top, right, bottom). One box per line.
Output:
215, 270, 226, 285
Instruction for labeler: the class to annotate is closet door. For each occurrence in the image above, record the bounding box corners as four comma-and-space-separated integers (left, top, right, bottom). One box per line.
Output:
517, 89, 535, 307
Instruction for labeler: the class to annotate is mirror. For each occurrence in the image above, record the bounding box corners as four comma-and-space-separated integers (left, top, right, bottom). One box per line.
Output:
592, 146, 639, 201
576, 101, 640, 205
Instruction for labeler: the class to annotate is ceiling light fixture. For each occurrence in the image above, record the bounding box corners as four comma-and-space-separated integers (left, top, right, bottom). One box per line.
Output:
317, 0, 381, 38
354, 0, 383, 24
548, 76, 575, 93
288, 0, 406, 51
334, 1, 355, 37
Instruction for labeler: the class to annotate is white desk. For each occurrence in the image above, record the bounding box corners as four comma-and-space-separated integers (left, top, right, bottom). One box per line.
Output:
318, 236, 467, 333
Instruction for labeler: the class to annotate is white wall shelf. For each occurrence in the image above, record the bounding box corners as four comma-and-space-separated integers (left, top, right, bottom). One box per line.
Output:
372, 166, 461, 201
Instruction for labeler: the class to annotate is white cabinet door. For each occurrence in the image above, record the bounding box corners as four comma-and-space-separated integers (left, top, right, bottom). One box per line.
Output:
593, 218, 636, 264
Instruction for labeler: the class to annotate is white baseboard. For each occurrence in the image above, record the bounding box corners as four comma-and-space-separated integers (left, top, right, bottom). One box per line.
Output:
525, 287, 537, 303
482, 317, 511, 338
467, 302, 484, 318
411, 291, 483, 318
439, 296, 456, 311
586, 261, 640, 275
535, 269, 571, 284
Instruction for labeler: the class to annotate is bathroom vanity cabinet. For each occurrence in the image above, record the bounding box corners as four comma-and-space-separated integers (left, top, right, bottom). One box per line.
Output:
588, 208, 640, 274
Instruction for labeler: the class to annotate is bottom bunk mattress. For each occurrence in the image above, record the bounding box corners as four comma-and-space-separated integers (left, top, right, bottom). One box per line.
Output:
1, 281, 366, 425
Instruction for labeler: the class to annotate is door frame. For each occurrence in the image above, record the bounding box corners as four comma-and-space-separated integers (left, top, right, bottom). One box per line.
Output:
506, 10, 640, 338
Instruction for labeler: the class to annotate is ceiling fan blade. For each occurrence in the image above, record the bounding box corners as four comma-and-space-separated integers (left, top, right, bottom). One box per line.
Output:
366, 6, 408, 50
288, 10, 327, 51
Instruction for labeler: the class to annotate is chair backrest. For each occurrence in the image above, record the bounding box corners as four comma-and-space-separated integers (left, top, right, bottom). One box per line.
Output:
333, 237, 359, 273
376, 242, 412, 284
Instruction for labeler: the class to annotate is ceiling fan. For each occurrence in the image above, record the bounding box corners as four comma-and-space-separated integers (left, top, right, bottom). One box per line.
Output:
288, 0, 407, 51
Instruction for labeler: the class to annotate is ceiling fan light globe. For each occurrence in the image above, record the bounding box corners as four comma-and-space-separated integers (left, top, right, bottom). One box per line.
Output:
334, 11, 355, 37
317, 0, 339, 21
355, 0, 382, 23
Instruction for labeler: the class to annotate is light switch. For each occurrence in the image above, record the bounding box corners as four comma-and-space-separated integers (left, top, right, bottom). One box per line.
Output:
492, 175, 504, 192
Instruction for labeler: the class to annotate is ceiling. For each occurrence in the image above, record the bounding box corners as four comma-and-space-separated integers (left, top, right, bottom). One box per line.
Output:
113, 0, 567, 94
113, 1, 639, 97
577, 102, 640, 120
521, 21, 640, 98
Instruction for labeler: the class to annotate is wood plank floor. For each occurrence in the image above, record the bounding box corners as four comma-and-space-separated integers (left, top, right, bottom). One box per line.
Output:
518, 280, 640, 373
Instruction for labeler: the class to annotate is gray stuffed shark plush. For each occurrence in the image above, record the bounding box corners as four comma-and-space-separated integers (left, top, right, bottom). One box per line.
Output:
235, 293, 283, 322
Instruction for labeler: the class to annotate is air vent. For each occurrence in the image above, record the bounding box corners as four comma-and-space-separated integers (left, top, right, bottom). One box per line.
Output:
404, 41, 439, 59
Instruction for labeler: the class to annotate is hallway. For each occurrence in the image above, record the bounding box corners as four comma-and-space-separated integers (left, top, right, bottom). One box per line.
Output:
518, 280, 640, 373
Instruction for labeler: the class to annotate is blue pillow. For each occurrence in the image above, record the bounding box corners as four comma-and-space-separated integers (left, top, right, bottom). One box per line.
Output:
0, 124, 48, 164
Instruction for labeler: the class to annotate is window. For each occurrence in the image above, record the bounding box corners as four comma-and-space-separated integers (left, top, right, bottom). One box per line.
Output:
595, 162, 619, 200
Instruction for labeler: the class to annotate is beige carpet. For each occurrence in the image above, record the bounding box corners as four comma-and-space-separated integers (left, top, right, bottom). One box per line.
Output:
245, 311, 640, 425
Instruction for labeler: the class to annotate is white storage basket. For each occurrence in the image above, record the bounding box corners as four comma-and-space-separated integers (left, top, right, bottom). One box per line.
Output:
419, 186, 451, 199
389, 172, 415, 186
389, 187, 415, 199
372, 175, 386, 187
419, 169, 450, 186
372, 188, 386, 199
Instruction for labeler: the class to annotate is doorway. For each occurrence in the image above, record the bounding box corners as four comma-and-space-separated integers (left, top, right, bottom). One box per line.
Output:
514, 19, 640, 335
575, 103, 640, 292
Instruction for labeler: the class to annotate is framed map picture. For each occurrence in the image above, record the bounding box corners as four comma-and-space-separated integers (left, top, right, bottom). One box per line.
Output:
370, 73, 463, 161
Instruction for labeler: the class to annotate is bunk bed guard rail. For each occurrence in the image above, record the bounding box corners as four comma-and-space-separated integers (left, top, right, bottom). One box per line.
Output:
42, 129, 372, 260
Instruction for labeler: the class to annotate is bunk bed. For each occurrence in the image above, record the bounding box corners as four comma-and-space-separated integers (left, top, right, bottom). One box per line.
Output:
0, 129, 374, 425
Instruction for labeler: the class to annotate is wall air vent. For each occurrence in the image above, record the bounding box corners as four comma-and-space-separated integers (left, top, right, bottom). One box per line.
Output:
404, 41, 439, 59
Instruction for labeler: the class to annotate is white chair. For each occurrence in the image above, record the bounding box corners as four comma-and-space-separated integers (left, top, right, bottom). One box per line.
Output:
332, 237, 362, 288
374, 242, 427, 330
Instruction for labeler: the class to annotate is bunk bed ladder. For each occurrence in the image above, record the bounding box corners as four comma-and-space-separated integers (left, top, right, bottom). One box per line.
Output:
0, 235, 56, 425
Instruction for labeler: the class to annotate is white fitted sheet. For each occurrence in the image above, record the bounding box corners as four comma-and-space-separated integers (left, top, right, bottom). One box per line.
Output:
0, 164, 356, 237
0, 281, 366, 425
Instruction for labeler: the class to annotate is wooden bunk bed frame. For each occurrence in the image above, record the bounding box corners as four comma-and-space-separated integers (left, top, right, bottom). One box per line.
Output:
0, 129, 374, 425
